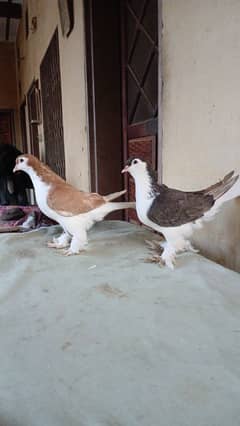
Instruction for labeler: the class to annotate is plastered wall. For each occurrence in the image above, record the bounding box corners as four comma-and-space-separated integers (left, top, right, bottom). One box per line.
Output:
162, 0, 240, 271
17, 0, 89, 190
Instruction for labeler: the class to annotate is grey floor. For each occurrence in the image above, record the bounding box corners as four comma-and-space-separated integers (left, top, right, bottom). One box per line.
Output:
0, 221, 240, 426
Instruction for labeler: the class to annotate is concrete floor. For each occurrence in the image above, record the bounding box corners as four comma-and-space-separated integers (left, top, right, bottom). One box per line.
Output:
0, 221, 240, 426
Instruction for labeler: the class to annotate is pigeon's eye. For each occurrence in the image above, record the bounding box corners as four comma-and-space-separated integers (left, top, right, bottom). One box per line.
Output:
133, 159, 138, 165
19, 158, 24, 163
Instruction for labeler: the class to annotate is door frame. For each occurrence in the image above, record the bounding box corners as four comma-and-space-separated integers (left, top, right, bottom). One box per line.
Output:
157, 0, 162, 183
84, 0, 98, 191
20, 99, 28, 153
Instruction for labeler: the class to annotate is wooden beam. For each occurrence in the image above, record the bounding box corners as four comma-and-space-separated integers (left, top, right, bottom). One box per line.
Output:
0, 2, 22, 19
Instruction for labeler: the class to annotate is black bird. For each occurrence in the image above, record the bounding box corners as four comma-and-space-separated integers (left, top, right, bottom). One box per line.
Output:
0, 143, 33, 205
122, 158, 239, 268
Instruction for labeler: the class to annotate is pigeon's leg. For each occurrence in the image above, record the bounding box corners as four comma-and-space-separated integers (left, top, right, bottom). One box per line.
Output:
48, 232, 71, 249
181, 240, 199, 253
63, 228, 88, 256
161, 241, 177, 270
161, 236, 198, 268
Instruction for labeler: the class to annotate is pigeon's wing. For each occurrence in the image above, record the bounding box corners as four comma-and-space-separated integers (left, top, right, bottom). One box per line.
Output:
47, 183, 106, 217
147, 185, 214, 227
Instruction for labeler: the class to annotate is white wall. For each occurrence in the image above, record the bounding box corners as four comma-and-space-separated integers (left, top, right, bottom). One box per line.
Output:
162, 0, 240, 271
17, 0, 89, 190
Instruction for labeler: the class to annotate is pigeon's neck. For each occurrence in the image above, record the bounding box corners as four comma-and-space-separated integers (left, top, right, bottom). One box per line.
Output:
26, 167, 41, 185
134, 165, 159, 200
26, 163, 64, 187
25, 167, 57, 220
26, 167, 51, 194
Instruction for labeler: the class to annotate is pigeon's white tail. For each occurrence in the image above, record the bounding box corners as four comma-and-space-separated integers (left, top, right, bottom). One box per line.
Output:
106, 201, 136, 213
104, 189, 127, 202
91, 200, 135, 222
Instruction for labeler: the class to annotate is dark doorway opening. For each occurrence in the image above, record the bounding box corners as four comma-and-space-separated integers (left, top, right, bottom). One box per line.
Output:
0, 110, 15, 145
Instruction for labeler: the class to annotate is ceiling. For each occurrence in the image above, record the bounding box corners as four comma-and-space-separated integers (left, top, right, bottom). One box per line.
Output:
0, 0, 22, 42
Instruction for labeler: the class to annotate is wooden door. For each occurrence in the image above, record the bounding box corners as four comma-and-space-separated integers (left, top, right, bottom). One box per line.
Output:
40, 29, 65, 178
0, 110, 14, 145
121, 0, 159, 221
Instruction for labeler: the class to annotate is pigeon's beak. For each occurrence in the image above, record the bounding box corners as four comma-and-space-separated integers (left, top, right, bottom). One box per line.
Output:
121, 165, 129, 174
13, 164, 18, 173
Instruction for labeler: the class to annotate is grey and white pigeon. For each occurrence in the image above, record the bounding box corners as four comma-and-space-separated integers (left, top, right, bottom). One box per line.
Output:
13, 154, 135, 255
122, 157, 240, 269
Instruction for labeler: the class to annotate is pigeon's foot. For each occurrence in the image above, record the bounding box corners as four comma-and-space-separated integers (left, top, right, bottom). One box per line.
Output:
144, 239, 164, 265
62, 248, 86, 256
63, 249, 73, 256
145, 239, 176, 268
47, 232, 71, 249
62, 233, 88, 256
144, 254, 165, 266
145, 239, 163, 254
161, 243, 177, 270
47, 240, 69, 249
162, 254, 176, 270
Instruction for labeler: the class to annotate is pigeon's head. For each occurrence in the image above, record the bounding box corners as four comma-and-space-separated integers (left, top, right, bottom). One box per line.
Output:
13, 155, 31, 174
121, 157, 147, 178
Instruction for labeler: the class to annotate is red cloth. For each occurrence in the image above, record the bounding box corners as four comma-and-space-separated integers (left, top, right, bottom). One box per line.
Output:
0, 205, 56, 229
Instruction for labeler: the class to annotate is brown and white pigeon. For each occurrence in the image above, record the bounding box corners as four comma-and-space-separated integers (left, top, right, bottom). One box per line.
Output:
13, 154, 135, 255
122, 157, 240, 269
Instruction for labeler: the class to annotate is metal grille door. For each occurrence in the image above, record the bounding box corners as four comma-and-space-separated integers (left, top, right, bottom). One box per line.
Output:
40, 29, 65, 178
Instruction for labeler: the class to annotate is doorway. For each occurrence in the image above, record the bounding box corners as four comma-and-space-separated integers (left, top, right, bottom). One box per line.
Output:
0, 110, 15, 145
85, 0, 160, 216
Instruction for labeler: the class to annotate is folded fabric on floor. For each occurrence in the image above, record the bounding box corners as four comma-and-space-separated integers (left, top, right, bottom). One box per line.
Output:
0, 205, 55, 232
